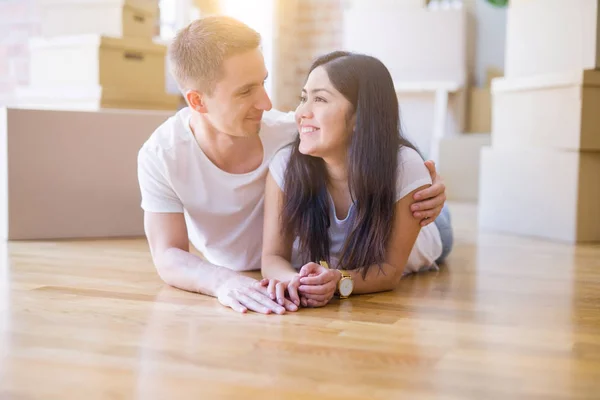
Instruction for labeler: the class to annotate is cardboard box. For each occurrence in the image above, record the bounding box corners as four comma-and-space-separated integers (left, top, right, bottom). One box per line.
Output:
466, 87, 491, 133
37, 0, 158, 39
28, 35, 167, 93
505, 0, 600, 78
438, 133, 491, 201
0, 107, 173, 240
343, 8, 467, 85
492, 69, 600, 151
15, 85, 181, 112
485, 67, 503, 87
478, 146, 600, 243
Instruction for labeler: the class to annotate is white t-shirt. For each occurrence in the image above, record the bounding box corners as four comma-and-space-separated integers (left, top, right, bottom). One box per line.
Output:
137, 107, 297, 271
268, 145, 443, 274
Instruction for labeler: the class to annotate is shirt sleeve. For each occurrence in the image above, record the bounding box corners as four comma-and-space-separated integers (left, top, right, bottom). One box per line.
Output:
137, 146, 184, 213
396, 146, 433, 201
268, 146, 293, 190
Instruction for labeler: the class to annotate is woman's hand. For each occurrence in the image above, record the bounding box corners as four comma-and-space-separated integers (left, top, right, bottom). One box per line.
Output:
260, 276, 301, 308
297, 262, 341, 308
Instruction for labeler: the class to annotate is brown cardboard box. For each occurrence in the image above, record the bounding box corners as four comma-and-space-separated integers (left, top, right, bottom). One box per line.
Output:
0, 107, 173, 240
28, 35, 167, 94
466, 87, 491, 133
485, 67, 503, 87
37, 0, 158, 39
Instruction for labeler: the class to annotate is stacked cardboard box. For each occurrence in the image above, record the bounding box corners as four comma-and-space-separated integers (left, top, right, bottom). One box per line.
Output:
343, 5, 468, 155
0, 107, 173, 240
478, 0, 600, 243
16, 0, 180, 111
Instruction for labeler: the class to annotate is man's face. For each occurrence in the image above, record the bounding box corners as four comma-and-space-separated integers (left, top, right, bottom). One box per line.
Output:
202, 48, 272, 137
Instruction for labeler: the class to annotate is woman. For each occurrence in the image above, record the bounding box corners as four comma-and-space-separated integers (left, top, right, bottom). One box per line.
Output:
261, 51, 453, 308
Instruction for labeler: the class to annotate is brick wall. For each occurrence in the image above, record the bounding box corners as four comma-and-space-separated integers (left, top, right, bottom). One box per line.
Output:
272, 0, 344, 111
0, 0, 40, 106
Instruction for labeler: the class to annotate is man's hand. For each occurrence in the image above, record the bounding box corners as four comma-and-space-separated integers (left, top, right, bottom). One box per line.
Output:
412, 160, 447, 227
297, 262, 341, 308
216, 275, 297, 314
261, 276, 301, 308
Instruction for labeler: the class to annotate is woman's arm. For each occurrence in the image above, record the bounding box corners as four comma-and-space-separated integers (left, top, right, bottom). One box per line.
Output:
261, 172, 302, 304
299, 185, 427, 297
347, 185, 427, 294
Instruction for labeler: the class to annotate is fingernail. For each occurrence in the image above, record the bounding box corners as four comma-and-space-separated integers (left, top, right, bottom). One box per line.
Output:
415, 213, 422, 218
413, 205, 419, 211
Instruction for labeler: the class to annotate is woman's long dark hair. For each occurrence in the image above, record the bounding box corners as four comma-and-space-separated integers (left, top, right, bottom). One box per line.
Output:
281, 51, 417, 278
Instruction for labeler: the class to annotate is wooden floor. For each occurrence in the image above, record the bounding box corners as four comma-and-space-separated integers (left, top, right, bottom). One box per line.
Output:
1, 203, 600, 400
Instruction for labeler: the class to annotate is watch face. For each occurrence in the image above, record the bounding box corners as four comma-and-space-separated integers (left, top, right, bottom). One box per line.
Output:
339, 278, 354, 297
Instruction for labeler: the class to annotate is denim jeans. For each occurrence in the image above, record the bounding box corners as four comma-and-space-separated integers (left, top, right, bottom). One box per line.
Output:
434, 204, 454, 264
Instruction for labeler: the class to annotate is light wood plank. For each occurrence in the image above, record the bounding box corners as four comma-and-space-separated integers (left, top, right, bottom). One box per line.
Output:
1, 203, 599, 399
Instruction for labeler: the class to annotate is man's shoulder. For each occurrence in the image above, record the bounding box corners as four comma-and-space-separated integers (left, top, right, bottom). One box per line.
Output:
139, 107, 192, 157
260, 109, 297, 144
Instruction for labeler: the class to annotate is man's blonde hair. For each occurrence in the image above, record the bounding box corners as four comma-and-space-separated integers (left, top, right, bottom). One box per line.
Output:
168, 15, 261, 95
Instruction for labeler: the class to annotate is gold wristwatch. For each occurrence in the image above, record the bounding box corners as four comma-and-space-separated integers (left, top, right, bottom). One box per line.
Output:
336, 269, 354, 299
319, 260, 354, 299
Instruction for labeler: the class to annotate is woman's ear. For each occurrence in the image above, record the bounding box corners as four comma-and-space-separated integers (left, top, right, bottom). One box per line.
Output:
350, 113, 357, 132
185, 90, 207, 113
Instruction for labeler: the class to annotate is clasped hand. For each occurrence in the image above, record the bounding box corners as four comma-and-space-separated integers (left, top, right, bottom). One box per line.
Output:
261, 262, 342, 308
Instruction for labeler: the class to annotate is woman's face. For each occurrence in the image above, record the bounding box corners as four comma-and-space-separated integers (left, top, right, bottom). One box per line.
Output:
294, 66, 355, 159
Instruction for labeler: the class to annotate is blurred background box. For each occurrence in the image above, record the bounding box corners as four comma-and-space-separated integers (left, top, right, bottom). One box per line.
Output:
0, 107, 172, 240
491, 69, 600, 151
37, 0, 158, 39
505, 0, 600, 78
28, 35, 168, 94
478, 146, 600, 243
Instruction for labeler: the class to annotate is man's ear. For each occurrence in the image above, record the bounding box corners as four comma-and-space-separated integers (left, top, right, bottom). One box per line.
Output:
186, 90, 208, 113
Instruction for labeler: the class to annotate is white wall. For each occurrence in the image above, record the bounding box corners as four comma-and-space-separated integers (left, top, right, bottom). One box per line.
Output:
470, 0, 507, 86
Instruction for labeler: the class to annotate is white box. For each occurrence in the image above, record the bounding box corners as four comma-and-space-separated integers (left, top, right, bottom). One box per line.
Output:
38, 0, 158, 39
492, 69, 600, 151
478, 147, 600, 243
438, 133, 490, 201
15, 85, 181, 112
0, 107, 173, 240
505, 0, 600, 78
347, 0, 427, 9
343, 8, 467, 85
28, 35, 167, 93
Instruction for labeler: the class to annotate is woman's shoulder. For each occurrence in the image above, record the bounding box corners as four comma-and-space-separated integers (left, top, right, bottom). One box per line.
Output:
268, 144, 294, 189
395, 145, 432, 201
397, 145, 424, 165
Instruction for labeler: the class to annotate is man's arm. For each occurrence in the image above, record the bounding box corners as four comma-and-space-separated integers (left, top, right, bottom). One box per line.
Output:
144, 211, 296, 314
144, 211, 230, 296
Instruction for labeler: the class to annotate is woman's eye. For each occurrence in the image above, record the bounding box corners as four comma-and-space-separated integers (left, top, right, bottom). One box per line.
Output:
315, 97, 326, 102
299, 95, 307, 102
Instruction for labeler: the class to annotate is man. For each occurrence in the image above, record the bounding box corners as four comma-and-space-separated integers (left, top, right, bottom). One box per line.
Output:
137, 16, 448, 315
